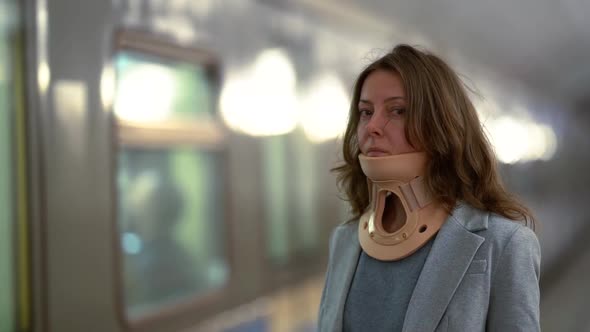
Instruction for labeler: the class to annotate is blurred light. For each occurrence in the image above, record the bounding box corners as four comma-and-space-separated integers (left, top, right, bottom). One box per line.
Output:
38, 61, 50, 95
486, 115, 558, 164
473, 97, 500, 123
114, 63, 176, 122
526, 124, 548, 160
36, 0, 49, 94
122, 232, 142, 255
299, 73, 350, 143
488, 116, 528, 164
220, 49, 298, 136
100, 63, 115, 111
207, 259, 230, 285
540, 124, 558, 161
36, 0, 47, 33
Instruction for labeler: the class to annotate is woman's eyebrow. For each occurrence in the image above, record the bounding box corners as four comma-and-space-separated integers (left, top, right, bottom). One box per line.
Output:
359, 96, 405, 104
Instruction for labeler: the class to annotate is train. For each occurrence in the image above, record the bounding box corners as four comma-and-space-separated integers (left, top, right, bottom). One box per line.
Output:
1, 0, 588, 331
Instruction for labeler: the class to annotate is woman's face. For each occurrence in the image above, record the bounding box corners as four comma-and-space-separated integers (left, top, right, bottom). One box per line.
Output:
357, 69, 417, 157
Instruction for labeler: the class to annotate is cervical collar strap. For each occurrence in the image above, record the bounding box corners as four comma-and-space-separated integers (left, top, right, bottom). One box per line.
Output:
400, 177, 431, 211
358, 152, 448, 261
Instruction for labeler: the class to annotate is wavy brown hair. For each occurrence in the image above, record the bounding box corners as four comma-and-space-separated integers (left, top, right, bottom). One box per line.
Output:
333, 44, 536, 230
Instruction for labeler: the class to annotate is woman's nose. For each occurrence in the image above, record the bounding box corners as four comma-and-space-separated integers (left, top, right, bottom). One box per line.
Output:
365, 112, 388, 136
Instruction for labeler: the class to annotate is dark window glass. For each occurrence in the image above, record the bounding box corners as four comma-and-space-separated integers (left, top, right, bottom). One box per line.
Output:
263, 134, 320, 266
0, 1, 18, 329
117, 147, 228, 318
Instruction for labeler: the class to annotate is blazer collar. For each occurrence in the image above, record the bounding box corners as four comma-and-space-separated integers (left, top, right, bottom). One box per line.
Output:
331, 203, 488, 332
402, 203, 487, 331
449, 201, 489, 232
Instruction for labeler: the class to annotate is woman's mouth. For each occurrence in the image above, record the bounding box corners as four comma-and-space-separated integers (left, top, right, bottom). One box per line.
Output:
366, 148, 390, 157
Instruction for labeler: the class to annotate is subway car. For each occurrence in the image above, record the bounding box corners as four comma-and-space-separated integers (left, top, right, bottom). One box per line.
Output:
2, 0, 589, 331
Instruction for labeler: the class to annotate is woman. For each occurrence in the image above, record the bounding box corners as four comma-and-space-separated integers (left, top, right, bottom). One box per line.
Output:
318, 45, 540, 332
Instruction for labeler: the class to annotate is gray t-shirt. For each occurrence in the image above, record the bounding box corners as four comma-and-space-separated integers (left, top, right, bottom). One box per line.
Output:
343, 237, 435, 332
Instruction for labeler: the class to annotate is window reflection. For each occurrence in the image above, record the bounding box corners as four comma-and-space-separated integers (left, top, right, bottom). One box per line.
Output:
118, 148, 228, 318
263, 136, 290, 265
291, 136, 319, 255
0, 1, 18, 329
263, 133, 320, 266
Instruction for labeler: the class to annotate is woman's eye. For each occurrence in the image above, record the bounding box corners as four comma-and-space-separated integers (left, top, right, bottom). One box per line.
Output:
359, 109, 373, 117
389, 108, 406, 116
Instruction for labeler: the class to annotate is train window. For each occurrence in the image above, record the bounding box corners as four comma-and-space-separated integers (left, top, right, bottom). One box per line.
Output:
0, 1, 20, 329
117, 147, 228, 318
290, 137, 319, 255
0, 40, 15, 332
114, 50, 215, 123
113, 31, 228, 322
263, 133, 320, 266
263, 136, 290, 265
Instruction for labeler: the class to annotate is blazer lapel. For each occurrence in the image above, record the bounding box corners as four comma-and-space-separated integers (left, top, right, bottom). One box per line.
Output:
402, 207, 486, 332
328, 223, 361, 332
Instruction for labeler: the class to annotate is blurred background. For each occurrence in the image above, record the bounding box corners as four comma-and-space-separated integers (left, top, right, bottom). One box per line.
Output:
1, 0, 589, 331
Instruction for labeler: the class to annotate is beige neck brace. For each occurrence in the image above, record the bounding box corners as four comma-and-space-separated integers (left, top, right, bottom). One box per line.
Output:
358, 152, 448, 261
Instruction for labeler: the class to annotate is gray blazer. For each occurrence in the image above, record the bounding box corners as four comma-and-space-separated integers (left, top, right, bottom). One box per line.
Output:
318, 203, 541, 332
